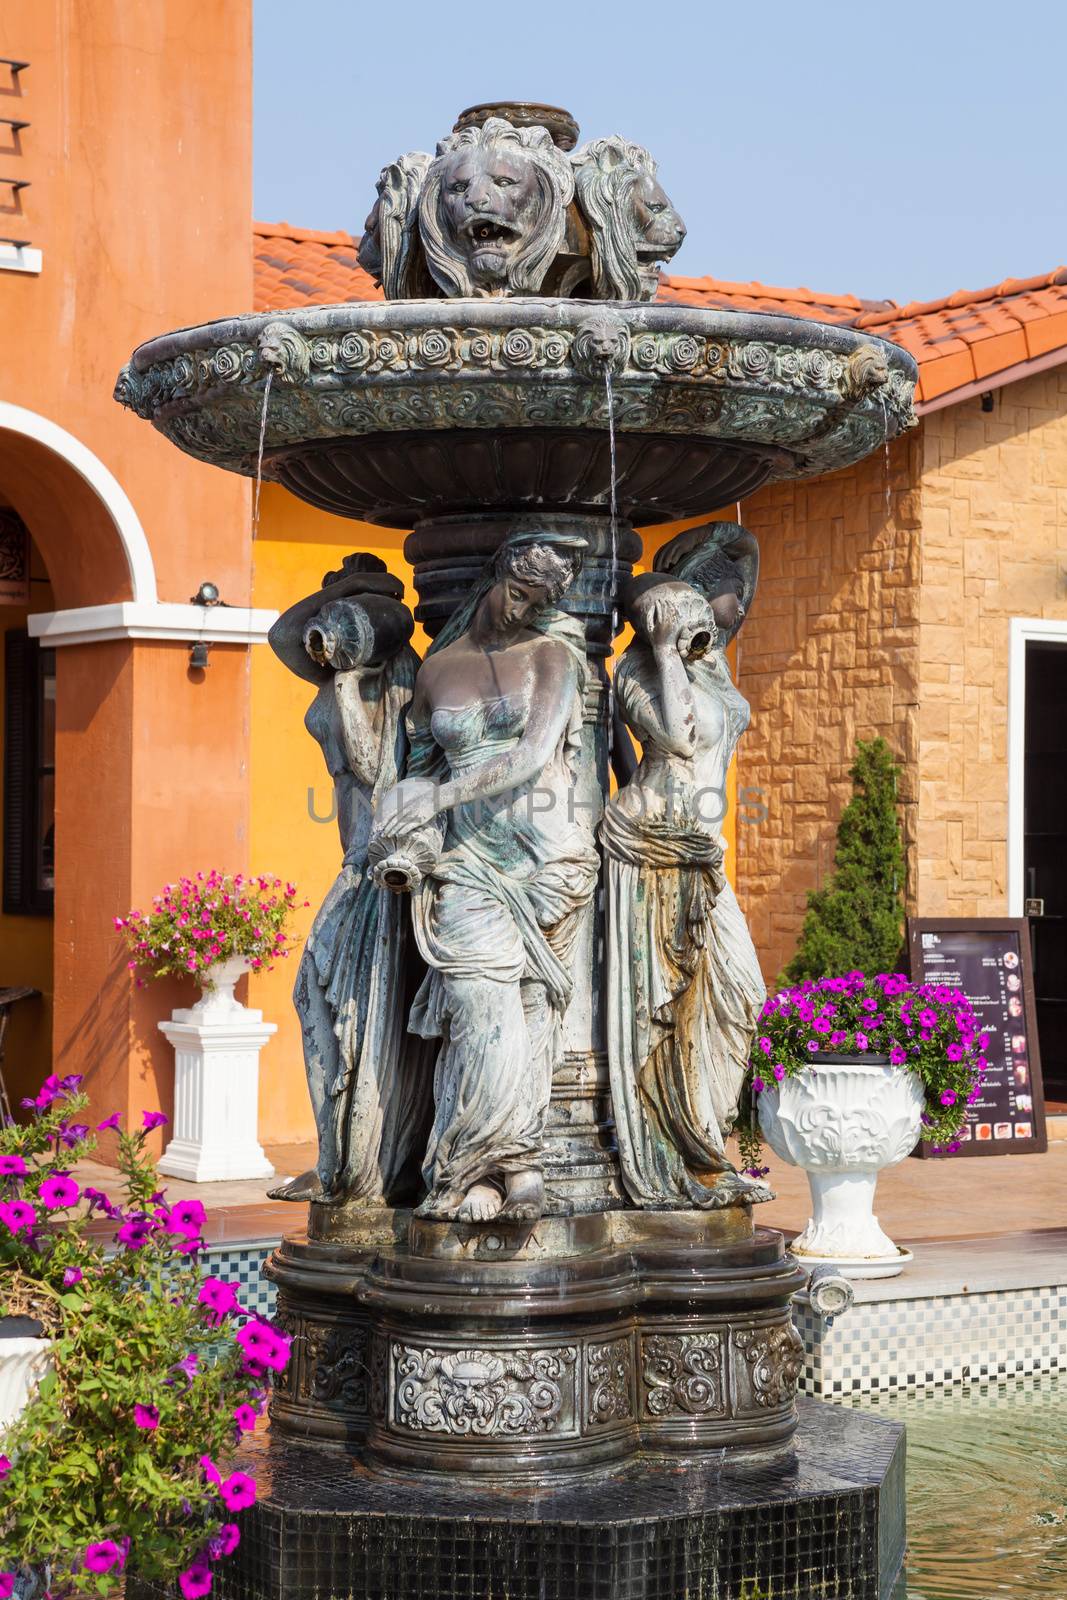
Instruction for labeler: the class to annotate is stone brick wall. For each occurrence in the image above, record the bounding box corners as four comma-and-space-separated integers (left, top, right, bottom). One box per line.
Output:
916, 371, 1067, 915
734, 435, 923, 983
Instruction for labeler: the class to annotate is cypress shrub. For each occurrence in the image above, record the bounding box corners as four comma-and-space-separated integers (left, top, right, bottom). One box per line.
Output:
783, 736, 906, 982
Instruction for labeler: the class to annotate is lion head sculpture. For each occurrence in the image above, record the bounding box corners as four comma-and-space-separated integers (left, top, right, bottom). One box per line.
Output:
418, 117, 575, 298
573, 137, 686, 301
357, 150, 433, 299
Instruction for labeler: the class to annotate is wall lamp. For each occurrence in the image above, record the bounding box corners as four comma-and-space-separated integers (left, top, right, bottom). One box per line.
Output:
189, 580, 224, 670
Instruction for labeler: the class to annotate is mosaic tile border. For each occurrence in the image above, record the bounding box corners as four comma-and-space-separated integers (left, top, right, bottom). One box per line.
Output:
794, 1282, 1067, 1398
201, 1238, 1067, 1401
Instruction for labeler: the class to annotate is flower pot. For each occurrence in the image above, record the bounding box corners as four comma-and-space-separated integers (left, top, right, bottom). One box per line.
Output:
0, 1335, 52, 1434
756, 1052, 924, 1279
157, 961, 276, 1184
187, 954, 253, 1022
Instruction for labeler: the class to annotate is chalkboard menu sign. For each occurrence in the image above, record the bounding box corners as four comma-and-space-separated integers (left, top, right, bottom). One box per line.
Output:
908, 918, 1047, 1158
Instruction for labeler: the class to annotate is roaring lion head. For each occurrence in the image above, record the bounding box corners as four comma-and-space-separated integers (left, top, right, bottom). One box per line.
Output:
418, 117, 574, 298
573, 137, 686, 301
357, 150, 432, 299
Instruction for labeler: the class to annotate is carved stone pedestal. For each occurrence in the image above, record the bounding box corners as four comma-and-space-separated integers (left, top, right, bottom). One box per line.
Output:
268, 1205, 806, 1474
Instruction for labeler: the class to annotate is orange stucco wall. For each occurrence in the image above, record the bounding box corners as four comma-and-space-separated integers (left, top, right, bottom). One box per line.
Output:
248, 489, 740, 1146
1, 1, 255, 1148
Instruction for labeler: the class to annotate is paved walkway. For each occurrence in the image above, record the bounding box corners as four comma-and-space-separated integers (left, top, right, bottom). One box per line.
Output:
70, 1136, 1067, 1248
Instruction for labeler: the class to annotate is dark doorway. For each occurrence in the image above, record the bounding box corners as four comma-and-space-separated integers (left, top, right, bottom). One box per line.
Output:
1024, 641, 1067, 1100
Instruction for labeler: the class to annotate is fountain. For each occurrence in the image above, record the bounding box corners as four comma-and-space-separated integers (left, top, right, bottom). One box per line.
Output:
118, 103, 915, 1600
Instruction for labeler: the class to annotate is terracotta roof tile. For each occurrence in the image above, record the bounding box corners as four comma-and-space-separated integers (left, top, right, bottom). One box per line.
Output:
252, 223, 1067, 409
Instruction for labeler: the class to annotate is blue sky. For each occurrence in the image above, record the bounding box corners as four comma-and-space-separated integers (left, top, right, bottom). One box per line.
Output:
254, 0, 1066, 305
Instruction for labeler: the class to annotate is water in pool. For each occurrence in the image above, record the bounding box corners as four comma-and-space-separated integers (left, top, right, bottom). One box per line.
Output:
862, 1374, 1067, 1597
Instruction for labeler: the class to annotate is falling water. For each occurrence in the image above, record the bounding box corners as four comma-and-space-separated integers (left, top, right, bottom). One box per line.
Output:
880, 396, 895, 572
604, 366, 619, 773
735, 500, 742, 524
252, 369, 274, 541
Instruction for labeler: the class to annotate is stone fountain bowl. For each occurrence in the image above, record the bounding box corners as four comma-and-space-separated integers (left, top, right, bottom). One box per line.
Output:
116, 299, 917, 525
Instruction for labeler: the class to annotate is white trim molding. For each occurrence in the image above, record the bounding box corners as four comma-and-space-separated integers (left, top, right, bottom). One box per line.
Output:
1007, 616, 1067, 915
28, 601, 278, 648
0, 400, 157, 602
0, 243, 42, 275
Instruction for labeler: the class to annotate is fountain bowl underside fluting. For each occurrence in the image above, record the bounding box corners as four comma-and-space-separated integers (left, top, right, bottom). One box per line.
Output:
117, 299, 917, 525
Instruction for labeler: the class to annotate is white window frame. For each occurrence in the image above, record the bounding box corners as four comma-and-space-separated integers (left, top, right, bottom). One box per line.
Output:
1007, 616, 1067, 914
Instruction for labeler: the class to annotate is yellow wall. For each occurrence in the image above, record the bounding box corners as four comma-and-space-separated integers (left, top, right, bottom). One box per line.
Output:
0, 538, 54, 1103
248, 489, 741, 1144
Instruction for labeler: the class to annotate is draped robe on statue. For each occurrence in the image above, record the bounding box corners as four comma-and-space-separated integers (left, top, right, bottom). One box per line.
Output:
602, 645, 766, 1208
403, 592, 599, 1208
296, 651, 430, 1201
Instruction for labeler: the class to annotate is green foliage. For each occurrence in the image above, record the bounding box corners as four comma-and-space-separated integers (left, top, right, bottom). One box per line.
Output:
783, 737, 906, 985
0, 1081, 288, 1594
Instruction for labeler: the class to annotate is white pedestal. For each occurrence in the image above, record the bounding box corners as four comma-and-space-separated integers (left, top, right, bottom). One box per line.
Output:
158, 997, 276, 1183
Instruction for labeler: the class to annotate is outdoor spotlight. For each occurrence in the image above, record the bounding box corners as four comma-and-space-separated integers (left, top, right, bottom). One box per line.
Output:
806, 1265, 855, 1326
980, 391, 995, 413
191, 580, 221, 606
189, 640, 211, 670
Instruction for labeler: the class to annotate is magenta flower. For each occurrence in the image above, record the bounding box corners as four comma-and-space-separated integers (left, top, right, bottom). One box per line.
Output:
179, 1564, 213, 1599
39, 1173, 80, 1211
757, 1036, 772, 1055
855, 1032, 869, 1051
236, 1319, 290, 1372
134, 1402, 160, 1430
219, 1471, 257, 1512
940, 1090, 957, 1107
772, 1064, 786, 1082
233, 1403, 257, 1433
0, 1456, 11, 1479
751, 1076, 766, 1093
0, 1155, 26, 1178
116, 1217, 152, 1250
889, 1046, 908, 1066
946, 1043, 964, 1062
142, 1110, 169, 1132
830, 1030, 848, 1047
813, 1017, 831, 1034
63, 1267, 83, 1287
84, 1541, 126, 1574
96, 1113, 122, 1132
919, 1008, 938, 1028
0, 1199, 36, 1235
170, 1198, 206, 1237
83, 1186, 117, 1217
200, 1454, 222, 1486
0, 1577, 15, 1600
215, 1524, 241, 1558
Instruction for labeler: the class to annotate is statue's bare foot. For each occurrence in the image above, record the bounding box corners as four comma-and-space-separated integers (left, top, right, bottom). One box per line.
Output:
498, 1168, 544, 1223
456, 1182, 504, 1223
267, 1168, 323, 1202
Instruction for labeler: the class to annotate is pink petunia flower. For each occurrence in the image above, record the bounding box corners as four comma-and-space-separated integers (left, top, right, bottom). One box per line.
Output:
142, 1110, 169, 1132
200, 1455, 222, 1486
772, 1064, 786, 1082
63, 1267, 83, 1287
169, 1199, 206, 1237
940, 1091, 957, 1107
38, 1173, 80, 1211
855, 1032, 869, 1051
236, 1319, 290, 1372
84, 1542, 126, 1574
889, 1046, 908, 1066
96, 1113, 122, 1132
0, 1456, 11, 1479
233, 1403, 257, 1433
215, 1524, 241, 1558
219, 1471, 257, 1512
117, 1217, 153, 1250
0, 1156, 26, 1178
134, 1403, 160, 1430
751, 1076, 766, 1093
0, 1576, 15, 1600
757, 1037, 772, 1055
179, 1564, 213, 1599
0, 1199, 36, 1235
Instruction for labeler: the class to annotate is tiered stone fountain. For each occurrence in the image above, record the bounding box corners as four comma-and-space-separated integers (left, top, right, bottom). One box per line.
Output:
119, 102, 915, 1600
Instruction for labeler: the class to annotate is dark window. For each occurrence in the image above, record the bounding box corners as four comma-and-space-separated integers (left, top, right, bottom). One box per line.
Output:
3, 630, 55, 915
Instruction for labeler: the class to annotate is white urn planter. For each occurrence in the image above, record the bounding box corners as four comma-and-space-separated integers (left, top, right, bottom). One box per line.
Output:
158, 956, 276, 1183
756, 1051, 924, 1279
0, 1336, 52, 1434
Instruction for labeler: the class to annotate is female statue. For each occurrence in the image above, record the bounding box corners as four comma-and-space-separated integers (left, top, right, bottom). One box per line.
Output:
266, 556, 430, 1205
601, 523, 770, 1209
370, 531, 599, 1225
